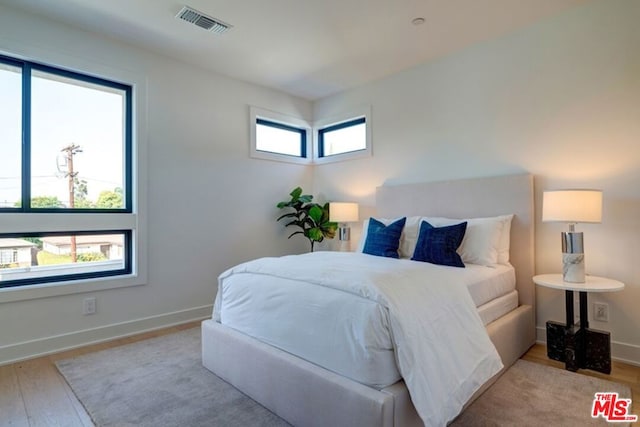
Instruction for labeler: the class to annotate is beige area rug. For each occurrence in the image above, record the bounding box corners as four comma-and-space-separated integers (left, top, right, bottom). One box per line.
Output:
451, 359, 633, 426
56, 327, 633, 427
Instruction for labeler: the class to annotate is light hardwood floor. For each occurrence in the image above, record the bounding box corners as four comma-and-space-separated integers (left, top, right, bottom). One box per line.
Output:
1, 323, 638, 427
0, 322, 199, 427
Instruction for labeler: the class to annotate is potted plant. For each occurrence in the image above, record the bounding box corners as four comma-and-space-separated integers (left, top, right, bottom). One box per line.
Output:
276, 187, 337, 252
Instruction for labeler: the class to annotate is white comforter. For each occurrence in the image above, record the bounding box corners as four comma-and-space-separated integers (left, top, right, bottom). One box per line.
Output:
213, 252, 503, 426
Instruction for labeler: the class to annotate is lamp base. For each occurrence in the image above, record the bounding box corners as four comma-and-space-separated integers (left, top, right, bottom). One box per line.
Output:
338, 226, 351, 241
561, 231, 585, 283
563, 252, 585, 283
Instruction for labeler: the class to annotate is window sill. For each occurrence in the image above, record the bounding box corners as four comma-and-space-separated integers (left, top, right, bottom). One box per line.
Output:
314, 148, 372, 164
0, 273, 146, 304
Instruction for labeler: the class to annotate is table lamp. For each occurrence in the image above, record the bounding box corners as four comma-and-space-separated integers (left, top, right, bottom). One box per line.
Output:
329, 202, 359, 242
542, 189, 602, 283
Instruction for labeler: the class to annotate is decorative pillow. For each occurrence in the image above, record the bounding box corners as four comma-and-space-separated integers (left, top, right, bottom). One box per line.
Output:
357, 217, 402, 252
362, 217, 406, 258
428, 215, 511, 266
411, 221, 466, 267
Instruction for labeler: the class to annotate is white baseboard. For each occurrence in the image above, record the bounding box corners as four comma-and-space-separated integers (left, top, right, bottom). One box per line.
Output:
535, 326, 640, 367
0, 304, 213, 366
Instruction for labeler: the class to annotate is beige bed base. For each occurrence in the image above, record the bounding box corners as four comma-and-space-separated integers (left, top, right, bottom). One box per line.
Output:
202, 174, 536, 426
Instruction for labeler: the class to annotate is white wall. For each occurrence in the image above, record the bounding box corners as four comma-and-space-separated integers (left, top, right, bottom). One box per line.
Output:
0, 6, 313, 363
313, 0, 640, 365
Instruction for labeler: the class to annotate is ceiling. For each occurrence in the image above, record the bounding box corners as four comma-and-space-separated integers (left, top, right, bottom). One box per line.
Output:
1, 0, 589, 100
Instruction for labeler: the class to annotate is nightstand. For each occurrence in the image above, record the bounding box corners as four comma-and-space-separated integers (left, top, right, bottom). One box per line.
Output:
533, 274, 624, 374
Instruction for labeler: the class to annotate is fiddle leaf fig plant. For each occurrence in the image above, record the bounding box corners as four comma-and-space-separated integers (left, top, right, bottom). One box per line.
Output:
277, 187, 337, 252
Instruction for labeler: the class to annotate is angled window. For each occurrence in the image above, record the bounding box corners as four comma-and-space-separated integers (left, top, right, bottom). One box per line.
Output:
318, 117, 366, 157
256, 118, 306, 157
250, 107, 311, 164
0, 53, 135, 289
314, 108, 372, 164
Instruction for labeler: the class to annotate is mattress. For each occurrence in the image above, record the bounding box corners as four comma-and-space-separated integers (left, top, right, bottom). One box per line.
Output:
217, 259, 514, 389
465, 263, 516, 307
477, 289, 518, 326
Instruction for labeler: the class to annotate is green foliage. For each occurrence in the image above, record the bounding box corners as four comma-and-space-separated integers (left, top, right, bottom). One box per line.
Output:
14, 196, 65, 208
276, 187, 337, 252
23, 237, 43, 249
96, 190, 123, 208
14, 186, 123, 209
74, 198, 94, 208
73, 177, 93, 208
77, 252, 107, 262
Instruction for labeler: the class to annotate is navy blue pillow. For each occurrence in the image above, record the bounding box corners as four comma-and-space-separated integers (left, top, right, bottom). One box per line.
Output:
362, 217, 406, 258
411, 221, 467, 267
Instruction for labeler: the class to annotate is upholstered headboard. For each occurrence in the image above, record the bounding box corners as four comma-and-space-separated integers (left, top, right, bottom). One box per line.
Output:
376, 174, 535, 308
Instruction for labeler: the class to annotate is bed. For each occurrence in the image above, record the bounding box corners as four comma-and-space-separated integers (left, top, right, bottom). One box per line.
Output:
202, 173, 535, 426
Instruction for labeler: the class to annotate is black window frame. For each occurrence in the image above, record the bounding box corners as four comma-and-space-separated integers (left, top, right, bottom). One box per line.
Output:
0, 53, 134, 288
0, 54, 133, 214
0, 230, 132, 289
255, 118, 307, 158
317, 116, 366, 158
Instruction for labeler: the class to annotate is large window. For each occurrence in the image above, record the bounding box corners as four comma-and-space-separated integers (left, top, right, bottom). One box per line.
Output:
0, 61, 22, 207
0, 54, 133, 289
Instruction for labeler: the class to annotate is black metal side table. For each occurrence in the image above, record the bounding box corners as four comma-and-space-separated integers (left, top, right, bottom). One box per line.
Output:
533, 274, 624, 374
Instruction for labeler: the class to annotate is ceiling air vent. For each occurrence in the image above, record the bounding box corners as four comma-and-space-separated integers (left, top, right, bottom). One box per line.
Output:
176, 6, 232, 34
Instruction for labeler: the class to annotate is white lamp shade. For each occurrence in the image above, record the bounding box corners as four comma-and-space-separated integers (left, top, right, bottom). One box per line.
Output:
542, 190, 603, 223
329, 202, 359, 223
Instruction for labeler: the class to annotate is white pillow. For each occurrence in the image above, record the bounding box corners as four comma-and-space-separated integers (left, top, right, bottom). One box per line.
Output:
459, 217, 502, 266
359, 214, 513, 266
496, 214, 514, 265
398, 216, 423, 259
431, 215, 513, 266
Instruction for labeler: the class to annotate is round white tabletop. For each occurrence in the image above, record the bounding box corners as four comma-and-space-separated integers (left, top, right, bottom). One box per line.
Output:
533, 274, 624, 293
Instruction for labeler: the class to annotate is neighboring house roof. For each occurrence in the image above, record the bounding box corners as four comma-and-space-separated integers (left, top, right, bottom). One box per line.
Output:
41, 235, 124, 247
0, 238, 37, 249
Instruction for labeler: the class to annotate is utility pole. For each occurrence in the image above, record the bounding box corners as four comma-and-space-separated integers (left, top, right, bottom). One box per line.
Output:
60, 143, 82, 263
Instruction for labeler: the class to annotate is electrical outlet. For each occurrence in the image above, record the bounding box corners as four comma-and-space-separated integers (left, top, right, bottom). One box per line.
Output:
83, 297, 96, 315
594, 302, 608, 322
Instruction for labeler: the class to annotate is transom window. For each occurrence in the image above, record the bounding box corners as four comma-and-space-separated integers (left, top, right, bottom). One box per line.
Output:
0, 53, 133, 289
249, 106, 311, 164
318, 117, 366, 157
249, 106, 372, 164
314, 107, 372, 164
255, 118, 307, 158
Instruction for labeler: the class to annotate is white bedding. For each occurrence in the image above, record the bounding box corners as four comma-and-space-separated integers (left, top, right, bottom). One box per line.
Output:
214, 259, 514, 390
213, 252, 503, 426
